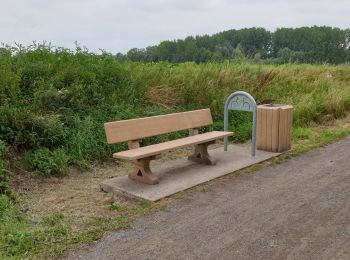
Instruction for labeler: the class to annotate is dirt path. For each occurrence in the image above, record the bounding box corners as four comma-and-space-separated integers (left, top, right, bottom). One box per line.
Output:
66, 136, 350, 260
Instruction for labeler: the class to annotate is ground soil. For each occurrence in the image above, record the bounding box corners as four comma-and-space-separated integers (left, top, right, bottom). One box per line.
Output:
65, 136, 350, 260
11, 145, 214, 226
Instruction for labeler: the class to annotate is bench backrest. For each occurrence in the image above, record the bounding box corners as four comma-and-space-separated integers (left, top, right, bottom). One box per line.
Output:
104, 108, 213, 144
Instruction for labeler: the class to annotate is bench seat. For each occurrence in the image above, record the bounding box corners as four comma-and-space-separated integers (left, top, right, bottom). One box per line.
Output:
114, 131, 233, 160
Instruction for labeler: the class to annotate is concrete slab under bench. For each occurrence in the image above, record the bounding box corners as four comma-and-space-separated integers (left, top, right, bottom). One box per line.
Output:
100, 145, 280, 201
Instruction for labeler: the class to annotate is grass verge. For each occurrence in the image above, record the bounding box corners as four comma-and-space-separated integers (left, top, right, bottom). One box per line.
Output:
0, 198, 159, 259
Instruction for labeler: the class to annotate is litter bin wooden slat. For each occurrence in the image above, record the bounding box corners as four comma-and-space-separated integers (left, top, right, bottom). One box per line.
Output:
257, 104, 293, 153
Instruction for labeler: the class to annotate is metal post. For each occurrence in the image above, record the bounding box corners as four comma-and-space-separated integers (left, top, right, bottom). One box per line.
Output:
224, 101, 229, 151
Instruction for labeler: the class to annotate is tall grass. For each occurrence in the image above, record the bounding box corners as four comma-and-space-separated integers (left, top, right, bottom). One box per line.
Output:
0, 46, 350, 176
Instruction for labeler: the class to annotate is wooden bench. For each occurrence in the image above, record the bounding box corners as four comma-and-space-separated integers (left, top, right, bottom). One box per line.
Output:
104, 109, 233, 185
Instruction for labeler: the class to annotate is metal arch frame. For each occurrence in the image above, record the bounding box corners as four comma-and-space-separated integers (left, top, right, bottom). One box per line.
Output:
224, 91, 257, 156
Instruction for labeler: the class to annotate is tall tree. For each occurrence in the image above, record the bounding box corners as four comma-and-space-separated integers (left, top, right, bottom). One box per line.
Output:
122, 26, 350, 64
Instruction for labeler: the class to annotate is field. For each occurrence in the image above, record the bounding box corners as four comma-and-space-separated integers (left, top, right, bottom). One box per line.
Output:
1, 46, 350, 258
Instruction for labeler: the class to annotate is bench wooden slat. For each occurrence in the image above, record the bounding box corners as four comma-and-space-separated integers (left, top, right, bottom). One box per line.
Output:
104, 109, 213, 144
113, 131, 233, 160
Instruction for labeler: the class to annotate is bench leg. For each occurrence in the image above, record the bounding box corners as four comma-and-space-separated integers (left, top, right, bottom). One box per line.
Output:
128, 156, 159, 185
188, 141, 217, 165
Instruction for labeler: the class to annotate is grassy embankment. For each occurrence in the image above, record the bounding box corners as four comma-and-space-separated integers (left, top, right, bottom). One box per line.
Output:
0, 46, 350, 258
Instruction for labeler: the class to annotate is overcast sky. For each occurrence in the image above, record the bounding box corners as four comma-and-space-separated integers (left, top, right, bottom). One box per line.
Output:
1, 0, 349, 54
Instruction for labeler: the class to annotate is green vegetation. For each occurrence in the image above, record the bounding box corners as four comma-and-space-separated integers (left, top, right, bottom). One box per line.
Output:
121, 26, 350, 64
0, 44, 350, 258
292, 127, 312, 140
0, 140, 11, 194
0, 203, 69, 258
1, 120, 350, 259
0, 195, 152, 259
1, 44, 350, 177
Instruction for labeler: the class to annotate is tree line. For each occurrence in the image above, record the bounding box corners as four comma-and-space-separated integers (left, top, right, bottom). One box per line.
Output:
117, 26, 350, 64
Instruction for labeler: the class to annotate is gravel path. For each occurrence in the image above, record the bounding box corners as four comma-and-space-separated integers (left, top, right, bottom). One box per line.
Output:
66, 136, 350, 260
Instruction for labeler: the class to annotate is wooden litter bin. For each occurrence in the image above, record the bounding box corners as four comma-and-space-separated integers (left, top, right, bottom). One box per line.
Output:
257, 104, 293, 152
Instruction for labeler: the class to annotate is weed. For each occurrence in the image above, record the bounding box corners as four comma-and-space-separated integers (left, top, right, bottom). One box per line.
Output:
108, 203, 128, 212
23, 148, 70, 176
292, 127, 311, 140
0, 141, 10, 194
0, 161, 11, 194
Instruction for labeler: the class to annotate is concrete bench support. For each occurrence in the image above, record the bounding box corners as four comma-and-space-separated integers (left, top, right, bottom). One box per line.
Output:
188, 141, 217, 165
129, 156, 159, 185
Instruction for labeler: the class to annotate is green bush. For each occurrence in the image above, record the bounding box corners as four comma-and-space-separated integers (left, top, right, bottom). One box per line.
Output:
0, 160, 11, 194
24, 148, 70, 176
0, 140, 8, 158
0, 106, 66, 149
0, 141, 10, 194
0, 194, 15, 220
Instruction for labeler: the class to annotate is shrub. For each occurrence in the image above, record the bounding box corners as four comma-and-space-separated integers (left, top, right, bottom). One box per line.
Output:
0, 194, 15, 220
24, 148, 70, 176
0, 140, 8, 158
0, 160, 11, 194
0, 141, 10, 194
